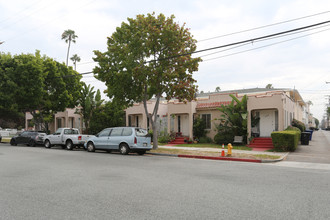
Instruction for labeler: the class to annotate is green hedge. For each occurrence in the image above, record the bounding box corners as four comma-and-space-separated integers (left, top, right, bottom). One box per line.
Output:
291, 119, 305, 132
271, 130, 300, 152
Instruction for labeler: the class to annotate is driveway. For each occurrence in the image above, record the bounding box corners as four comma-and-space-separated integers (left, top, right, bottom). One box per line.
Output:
285, 130, 330, 163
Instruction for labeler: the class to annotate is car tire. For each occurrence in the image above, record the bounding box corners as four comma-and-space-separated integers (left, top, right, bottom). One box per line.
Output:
87, 142, 95, 152
44, 140, 52, 148
29, 139, 36, 147
137, 150, 146, 155
119, 143, 130, 155
66, 140, 74, 150
10, 139, 17, 146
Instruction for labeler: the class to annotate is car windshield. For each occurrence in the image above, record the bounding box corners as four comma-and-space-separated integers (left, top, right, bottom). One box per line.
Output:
135, 128, 148, 137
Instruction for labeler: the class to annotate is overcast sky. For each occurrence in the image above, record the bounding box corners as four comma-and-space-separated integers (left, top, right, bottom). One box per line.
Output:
1, 0, 330, 121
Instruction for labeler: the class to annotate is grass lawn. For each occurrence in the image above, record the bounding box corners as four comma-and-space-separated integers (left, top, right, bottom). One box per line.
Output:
149, 148, 280, 160
171, 143, 252, 151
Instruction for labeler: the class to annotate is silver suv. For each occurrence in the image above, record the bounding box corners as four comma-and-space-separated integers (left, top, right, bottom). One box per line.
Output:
84, 127, 152, 155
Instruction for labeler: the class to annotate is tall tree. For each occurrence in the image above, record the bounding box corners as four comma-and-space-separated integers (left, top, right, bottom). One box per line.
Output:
70, 54, 81, 70
0, 51, 82, 130
266, 84, 274, 89
215, 86, 221, 92
76, 83, 104, 134
93, 13, 201, 149
62, 29, 78, 66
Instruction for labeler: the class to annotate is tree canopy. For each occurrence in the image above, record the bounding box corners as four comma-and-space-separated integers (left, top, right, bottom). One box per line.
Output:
93, 13, 201, 148
0, 51, 82, 129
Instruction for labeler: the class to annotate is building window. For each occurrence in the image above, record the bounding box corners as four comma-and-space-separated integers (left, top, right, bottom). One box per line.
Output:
201, 114, 211, 129
136, 116, 139, 127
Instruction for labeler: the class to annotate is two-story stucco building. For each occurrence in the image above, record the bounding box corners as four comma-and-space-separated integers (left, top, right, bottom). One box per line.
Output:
125, 88, 307, 142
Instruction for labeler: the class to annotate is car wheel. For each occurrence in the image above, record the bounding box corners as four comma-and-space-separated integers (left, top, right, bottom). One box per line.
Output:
119, 143, 130, 155
87, 142, 95, 152
66, 140, 74, 150
44, 140, 51, 148
29, 139, 36, 147
10, 139, 17, 146
137, 150, 146, 155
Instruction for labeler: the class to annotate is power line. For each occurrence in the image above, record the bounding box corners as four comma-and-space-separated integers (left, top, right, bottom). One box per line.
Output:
148, 20, 330, 63
202, 26, 330, 62
198, 10, 330, 42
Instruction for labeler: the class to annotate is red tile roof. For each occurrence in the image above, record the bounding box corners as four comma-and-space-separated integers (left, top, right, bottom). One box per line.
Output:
196, 101, 231, 109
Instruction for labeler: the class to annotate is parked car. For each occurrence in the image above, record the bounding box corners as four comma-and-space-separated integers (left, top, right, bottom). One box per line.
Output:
43, 128, 94, 150
84, 127, 152, 155
10, 131, 46, 146
0, 134, 2, 143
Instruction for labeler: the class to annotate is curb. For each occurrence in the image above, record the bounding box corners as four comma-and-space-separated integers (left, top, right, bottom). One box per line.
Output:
147, 152, 289, 163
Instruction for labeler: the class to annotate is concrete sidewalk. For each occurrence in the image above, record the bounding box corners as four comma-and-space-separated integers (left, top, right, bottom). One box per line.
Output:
157, 144, 289, 163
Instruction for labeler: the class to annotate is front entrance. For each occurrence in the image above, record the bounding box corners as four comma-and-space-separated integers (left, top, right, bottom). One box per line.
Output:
177, 115, 189, 136
259, 110, 277, 137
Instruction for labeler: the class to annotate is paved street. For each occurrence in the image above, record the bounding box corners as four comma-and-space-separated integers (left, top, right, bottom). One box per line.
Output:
286, 130, 330, 163
1, 143, 330, 220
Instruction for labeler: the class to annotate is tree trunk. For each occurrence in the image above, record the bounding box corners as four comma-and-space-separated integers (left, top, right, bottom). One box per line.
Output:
66, 40, 71, 66
152, 123, 158, 149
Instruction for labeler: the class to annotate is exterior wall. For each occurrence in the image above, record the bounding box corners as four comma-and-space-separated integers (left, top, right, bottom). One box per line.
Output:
125, 89, 307, 142
25, 108, 83, 134
125, 101, 168, 132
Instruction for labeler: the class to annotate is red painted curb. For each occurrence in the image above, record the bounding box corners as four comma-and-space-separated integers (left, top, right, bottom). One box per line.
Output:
178, 154, 262, 163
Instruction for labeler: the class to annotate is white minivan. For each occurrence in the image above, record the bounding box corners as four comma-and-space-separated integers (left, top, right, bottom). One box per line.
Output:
84, 127, 152, 155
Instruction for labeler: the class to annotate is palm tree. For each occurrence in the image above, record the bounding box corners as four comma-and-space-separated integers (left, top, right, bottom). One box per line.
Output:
70, 54, 81, 70
62, 29, 78, 66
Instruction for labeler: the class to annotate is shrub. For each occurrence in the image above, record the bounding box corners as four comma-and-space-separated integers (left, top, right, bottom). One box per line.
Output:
271, 130, 300, 152
158, 130, 171, 143
214, 132, 234, 145
199, 136, 213, 143
193, 117, 207, 138
291, 119, 305, 132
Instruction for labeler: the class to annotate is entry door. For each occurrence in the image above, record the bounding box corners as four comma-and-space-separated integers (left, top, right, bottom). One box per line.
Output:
259, 110, 275, 137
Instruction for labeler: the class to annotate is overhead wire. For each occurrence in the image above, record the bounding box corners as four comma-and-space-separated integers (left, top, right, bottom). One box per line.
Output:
198, 10, 330, 42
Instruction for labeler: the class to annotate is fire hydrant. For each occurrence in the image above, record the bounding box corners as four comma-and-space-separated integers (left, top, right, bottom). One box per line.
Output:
227, 143, 233, 156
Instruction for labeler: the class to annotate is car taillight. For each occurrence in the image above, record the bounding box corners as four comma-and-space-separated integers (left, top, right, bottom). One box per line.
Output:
134, 137, 137, 144
78, 136, 82, 141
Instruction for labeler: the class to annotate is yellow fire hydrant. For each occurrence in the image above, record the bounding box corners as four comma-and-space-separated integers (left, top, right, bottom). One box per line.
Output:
227, 143, 233, 156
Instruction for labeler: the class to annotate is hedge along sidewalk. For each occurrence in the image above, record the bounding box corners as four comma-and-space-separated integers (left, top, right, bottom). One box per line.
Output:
154, 145, 289, 162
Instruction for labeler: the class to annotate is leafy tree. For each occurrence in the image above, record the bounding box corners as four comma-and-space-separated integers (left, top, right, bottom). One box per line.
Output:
76, 83, 104, 134
62, 29, 78, 66
89, 101, 125, 134
93, 13, 201, 149
266, 84, 274, 89
0, 51, 82, 130
215, 94, 248, 144
70, 54, 81, 70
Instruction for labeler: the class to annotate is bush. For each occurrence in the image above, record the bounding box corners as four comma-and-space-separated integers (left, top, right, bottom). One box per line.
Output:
271, 130, 300, 152
158, 130, 171, 143
291, 119, 305, 132
214, 132, 234, 145
198, 136, 213, 143
193, 117, 207, 138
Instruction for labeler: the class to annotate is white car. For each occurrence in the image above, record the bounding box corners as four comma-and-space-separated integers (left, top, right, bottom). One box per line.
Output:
44, 128, 94, 150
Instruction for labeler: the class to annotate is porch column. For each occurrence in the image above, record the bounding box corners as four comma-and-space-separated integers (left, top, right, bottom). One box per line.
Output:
247, 110, 252, 144
189, 113, 193, 140
167, 114, 171, 135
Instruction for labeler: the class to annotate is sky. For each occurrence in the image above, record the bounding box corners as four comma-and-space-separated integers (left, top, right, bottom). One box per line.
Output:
1, 0, 330, 121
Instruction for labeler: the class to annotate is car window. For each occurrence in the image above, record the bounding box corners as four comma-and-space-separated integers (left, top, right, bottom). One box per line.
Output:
21, 132, 29, 137
122, 128, 133, 136
135, 128, 148, 137
98, 129, 111, 137
110, 128, 123, 136
55, 128, 63, 135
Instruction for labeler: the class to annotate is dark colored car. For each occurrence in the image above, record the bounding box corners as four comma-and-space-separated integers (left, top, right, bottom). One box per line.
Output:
10, 131, 46, 147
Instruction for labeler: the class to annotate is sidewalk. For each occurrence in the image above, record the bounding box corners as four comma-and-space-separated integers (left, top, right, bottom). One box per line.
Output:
151, 144, 289, 163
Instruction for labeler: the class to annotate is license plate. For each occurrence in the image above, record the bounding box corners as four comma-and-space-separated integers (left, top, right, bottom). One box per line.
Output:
143, 143, 147, 147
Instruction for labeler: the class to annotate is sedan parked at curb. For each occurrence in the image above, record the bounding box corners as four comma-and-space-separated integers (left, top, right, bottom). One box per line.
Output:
84, 127, 152, 155
10, 131, 46, 147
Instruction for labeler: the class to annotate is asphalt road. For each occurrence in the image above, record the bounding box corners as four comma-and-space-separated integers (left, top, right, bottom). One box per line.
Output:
286, 130, 330, 163
1, 144, 330, 220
